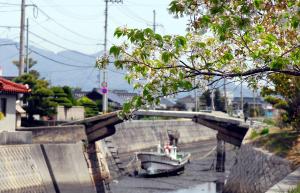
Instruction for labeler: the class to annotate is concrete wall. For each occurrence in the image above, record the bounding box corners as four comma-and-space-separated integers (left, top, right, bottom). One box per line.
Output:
0, 94, 16, 132
223, 144, 293, 193
55, 106, 85, 121
0, 143, 97, 193
17, 125, 87, 144
0, 131, 32, 145
109, 119, 217, 153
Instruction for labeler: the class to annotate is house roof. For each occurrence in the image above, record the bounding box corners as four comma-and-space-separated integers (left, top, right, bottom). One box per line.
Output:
0, 77, 30, 94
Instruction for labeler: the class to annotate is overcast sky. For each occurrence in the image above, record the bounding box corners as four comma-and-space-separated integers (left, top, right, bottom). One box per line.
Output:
0, 0, 188, 54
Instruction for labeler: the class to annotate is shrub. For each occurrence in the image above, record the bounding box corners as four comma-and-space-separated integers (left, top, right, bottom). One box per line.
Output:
287, 183, 300, 193
250, 130, 259, 139
260, 128, 269, 135
263, 118, 276, 126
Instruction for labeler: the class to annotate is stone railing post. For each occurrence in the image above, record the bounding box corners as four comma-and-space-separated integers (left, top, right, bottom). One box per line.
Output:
84, 142, 107, 193
216, 134, 226, 172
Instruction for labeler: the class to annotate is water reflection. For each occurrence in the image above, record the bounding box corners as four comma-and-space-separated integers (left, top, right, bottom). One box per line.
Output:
163, 182, 223, 193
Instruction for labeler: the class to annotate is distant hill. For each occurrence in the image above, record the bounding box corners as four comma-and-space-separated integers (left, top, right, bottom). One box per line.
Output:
0, 38, 253, 97
0, 38, 133, 92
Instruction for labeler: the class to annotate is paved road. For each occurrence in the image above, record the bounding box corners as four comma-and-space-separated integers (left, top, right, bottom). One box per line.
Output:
110, 139, 238, 193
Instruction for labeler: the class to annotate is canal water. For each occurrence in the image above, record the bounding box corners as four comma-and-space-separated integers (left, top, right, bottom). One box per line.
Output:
163, 182, 222, 193
110, 140, 236, 193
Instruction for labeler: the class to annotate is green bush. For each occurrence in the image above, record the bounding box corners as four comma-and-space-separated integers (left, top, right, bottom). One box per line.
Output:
260, 128, 269, 135
287, 183, 300, 193
250, 130, 259, 139
263, 118, 276, 126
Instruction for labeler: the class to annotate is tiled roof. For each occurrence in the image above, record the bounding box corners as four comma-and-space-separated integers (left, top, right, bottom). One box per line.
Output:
0, 77, 30, 94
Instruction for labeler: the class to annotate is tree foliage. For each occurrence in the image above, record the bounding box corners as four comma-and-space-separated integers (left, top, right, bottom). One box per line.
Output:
262, 75, 300, 128
200, 90, 212, 108
13, 72, 56, 120
77, 96, 99, 117
51, 86, 73, 108
12, 58, 37, 73
214, 89, 225, 112
97, 0, 300, 116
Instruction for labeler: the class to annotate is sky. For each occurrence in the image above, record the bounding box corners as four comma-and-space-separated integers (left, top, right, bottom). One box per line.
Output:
0, 0, 188, 54
0, 1, 252, 97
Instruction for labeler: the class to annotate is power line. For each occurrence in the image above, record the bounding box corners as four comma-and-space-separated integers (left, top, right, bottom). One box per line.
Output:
29, 39, 97, 67
39, 0, 102, 21
0, 25, 20, 28
35, 6, 101, 41
0, 43, 17, 46
30, 19, 99, 46
115, 5, 151, 24
29, 48, 94, 68
0, 2, 20, 6
0, 9, 20, 12
28, 31, 96, 59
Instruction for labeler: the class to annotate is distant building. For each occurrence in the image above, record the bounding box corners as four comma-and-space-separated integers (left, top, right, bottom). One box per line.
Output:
85, 88, 124, 110
0, 77, 30, 131
231, 96, 277, 117
176, 95, 195, 111
232, 97, 265, 110
111, 89, 137, 102
73, 89, 89, 99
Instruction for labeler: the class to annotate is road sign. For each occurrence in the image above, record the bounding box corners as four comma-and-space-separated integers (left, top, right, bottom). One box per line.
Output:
101, 87, 108, 94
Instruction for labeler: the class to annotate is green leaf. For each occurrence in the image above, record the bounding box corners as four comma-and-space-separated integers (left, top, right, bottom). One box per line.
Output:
291, 16, 299, 29
175, 36, 187, 49
270, 57, 287, 70
114, 28, 123, 38
161, 52, 172, 63
123, 102, 131, 113
197, 42, 206, 48
265, 34, 277, 43
254, 0, 263, 9
223, 52, 234, 61
109, 45, 121, 57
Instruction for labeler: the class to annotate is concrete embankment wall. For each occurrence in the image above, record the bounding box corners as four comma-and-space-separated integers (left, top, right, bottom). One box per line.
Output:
109, 119, 217, 153
223, 144, 293, 193
0, 141, 97, 193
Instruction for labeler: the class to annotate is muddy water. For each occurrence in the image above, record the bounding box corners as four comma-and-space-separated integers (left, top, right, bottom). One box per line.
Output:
163, 182, 221, 193
110, 140, 237, 193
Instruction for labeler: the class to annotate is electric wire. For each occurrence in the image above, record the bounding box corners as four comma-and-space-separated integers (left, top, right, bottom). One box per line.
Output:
28, 39, 97, 66
28, 31, 96, 59
30, 19, 99, 46
35, 6, 101, 41
29, 48, 94, 68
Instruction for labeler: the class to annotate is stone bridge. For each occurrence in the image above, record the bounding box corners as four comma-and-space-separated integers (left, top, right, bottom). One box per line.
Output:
60, 110, 248, 147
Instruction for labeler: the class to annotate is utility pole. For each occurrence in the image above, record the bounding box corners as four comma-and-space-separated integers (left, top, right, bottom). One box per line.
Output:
26, 18, 29, 73
223, 78, 228, 112
102, 0, 123, 114
253, 90, 256, 117
194, 78, 198, 112
240, 79, 243, 111
19, 0, 26, 76
152, 10, 163, 33
211, 89, 215, 111
153, 10, 156, 33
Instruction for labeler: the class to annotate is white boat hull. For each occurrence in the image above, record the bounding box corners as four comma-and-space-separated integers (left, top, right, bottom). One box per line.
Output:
137, 152, 191, 175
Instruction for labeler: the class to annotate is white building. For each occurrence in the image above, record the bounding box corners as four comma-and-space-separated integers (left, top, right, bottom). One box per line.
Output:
0, 77, 30, 131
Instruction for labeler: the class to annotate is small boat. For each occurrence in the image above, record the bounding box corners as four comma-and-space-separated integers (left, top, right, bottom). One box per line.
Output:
136, 130, 191, 175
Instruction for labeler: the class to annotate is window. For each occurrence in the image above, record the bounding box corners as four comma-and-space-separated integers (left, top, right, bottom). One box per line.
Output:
0, 98, 7, 116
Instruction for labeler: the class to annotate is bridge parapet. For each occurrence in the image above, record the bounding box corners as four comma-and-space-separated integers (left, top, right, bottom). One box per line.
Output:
134, 110, 249, 147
